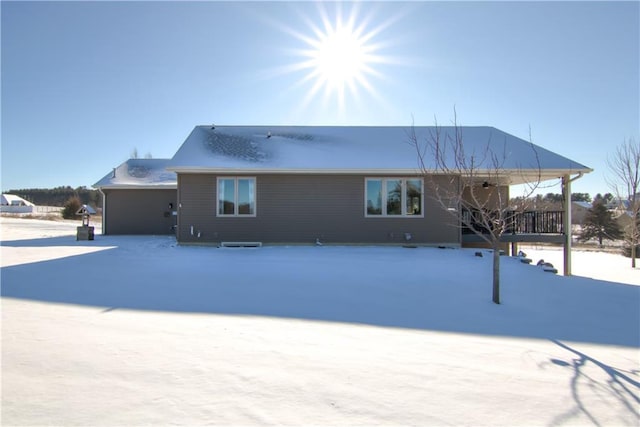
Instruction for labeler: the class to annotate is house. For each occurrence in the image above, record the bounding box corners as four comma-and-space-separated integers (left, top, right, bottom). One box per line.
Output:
1, 194, 34, 207
603, 196, 638, 234
95, 125, 592, 252
1, 194, 35, 213
614, 211, 636, 233
94, 158, 177, 235
94, 125, 592, 255
571, 201, 592, 225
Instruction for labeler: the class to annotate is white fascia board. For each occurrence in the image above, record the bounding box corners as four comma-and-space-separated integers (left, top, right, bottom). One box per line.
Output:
167, 166, 592, 178
543, 168, 594, 175
503, 168, 593, 186
167, 167, 426, 175
511, 167, 593, 178
93, 185, 177, 190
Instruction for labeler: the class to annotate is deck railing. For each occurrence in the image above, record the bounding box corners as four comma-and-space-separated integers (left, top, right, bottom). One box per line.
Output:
462, 208, 564, 235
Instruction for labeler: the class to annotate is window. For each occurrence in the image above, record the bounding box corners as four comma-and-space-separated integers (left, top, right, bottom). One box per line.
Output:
217, 177, 256, 216
365, 178, 423, 217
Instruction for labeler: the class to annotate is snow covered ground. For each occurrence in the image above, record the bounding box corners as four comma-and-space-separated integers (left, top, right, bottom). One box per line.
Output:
1, 217, 638, 426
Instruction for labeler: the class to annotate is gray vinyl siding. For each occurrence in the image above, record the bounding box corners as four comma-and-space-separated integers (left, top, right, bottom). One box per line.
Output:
177, 173, 459, 245
102, 189, 177, 235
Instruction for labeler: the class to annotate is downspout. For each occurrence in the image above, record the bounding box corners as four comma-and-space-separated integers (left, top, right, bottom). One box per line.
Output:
457, 175, 462, 247
175, 175, 180, 243
562, 172, 584, 276
98, 188, 107, 235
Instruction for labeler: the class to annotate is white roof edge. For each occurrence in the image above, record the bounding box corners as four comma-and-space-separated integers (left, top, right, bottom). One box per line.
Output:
506, 167, 594, 176
550, 168, 594, 175
167, 167, 425, 174
93, 184, 177, 190
166, 167, 593, 176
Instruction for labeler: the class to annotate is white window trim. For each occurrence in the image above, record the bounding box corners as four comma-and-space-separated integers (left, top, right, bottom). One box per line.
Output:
364, 177, 424, 218
216, 177, 257, 217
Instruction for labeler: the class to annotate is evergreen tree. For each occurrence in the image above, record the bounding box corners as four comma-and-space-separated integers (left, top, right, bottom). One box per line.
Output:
571, 192, 591, 202
578, 202, 623, 246
543, 193, 563, 203
594, 192, 615, 205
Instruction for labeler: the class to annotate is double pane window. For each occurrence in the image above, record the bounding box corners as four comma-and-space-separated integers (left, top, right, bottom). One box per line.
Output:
217, 177, 256, 216
365, 178, 423, 217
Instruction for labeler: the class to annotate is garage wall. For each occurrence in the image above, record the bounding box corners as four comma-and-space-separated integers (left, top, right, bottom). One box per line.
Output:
102, 189, 177, 235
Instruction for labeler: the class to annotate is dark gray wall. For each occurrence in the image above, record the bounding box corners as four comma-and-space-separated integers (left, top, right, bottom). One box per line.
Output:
177, 174, 459, 245
102, 189, 177, 235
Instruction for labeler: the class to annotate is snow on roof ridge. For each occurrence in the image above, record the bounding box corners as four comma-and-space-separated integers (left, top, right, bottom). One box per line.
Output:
94, 125, 593, 188
197, 124, 497, 129
93, 158, 177, 189
168, 125, 592, 177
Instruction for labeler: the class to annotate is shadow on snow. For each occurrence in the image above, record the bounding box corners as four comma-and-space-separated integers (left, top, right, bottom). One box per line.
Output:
0, 234, 154, 248
1, 235, 639, 348
548, 340, 639, 426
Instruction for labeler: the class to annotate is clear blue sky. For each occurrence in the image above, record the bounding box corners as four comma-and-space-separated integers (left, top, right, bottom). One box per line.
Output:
2, 1, 638, 198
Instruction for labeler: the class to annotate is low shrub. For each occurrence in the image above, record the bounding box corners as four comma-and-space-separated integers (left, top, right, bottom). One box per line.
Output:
61, 196, 82, 220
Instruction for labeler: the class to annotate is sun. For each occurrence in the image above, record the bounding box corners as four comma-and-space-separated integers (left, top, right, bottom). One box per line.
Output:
316, 27, 363, 84
267, 2, 400, 114
306, 19, 373, 98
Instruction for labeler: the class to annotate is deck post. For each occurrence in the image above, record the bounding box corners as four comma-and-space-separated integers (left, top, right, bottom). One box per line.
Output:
562, 174, 572, 276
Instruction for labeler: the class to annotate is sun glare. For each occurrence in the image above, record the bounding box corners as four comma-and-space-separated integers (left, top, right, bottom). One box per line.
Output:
268, 3, 401, 115
310, 22, 370, 94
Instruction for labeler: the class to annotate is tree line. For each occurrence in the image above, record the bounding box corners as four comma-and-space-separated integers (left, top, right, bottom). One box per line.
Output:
512, 192, 616, 209
4, 186, 101, 208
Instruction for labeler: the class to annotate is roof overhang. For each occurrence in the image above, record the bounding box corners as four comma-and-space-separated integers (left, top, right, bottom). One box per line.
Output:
503, 168, 593, 186
167, 167, 426, 175
94, 185, 177, 190
167, 167, 592, 185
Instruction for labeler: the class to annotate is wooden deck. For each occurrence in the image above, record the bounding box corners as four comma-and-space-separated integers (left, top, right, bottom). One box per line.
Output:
461, 209, 565, 244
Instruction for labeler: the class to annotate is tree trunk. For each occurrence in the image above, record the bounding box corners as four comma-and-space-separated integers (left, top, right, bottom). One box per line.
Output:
492, 243, 500, 304
633, 222, 637, 268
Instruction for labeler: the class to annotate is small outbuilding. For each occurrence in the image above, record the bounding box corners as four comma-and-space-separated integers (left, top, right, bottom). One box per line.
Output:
1, 194, 33, 206
1, 194, 35, 213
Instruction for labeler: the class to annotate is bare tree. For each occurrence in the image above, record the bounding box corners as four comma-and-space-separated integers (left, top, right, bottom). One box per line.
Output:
131, 147, 139, 159
408, 112, 541, 304
607, 138, 640, 268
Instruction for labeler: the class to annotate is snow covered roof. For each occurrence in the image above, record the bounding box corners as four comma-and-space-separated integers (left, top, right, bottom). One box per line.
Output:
76, 204, 97, 215
168, 126, 592, 184
93, 159, 177, 189
572, 201, 592, 209
1, 194, 34, 206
